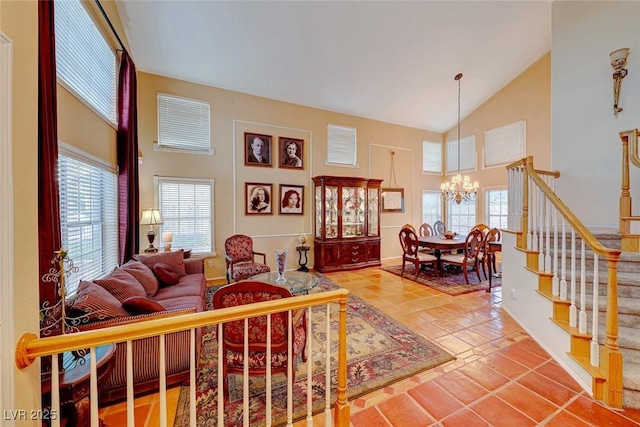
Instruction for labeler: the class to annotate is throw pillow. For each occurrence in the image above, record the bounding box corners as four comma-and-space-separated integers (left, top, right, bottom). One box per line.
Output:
68, 280, 129, 321
121, 259, 160, 297
133, 249, 186, 276
93, 267, 147, 303
152, 263, 180, 287
121, 296, 166, 315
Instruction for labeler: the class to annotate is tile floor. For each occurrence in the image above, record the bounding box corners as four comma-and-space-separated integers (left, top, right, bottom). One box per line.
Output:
100, 263, 640, 426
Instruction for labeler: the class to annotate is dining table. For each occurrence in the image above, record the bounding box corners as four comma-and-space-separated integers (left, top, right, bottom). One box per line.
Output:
417, 234, 468, 274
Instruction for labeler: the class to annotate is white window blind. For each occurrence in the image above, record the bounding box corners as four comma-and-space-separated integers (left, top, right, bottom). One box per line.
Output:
58, 148, 118, 296
446, 135, 476, 174
157, 177, 214, 254
55, 0, 116, 124
157, 94, 212, 153
327, 124, 357, 166
422, 141, 442, 173
484, 120, 526, 167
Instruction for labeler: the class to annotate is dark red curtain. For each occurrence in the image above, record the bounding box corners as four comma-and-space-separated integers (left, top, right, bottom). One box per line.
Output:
38, 0, 62, 333
117, 50, 140, 263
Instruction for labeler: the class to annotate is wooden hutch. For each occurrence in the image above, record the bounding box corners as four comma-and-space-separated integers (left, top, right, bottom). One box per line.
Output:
312, 175, 382, 272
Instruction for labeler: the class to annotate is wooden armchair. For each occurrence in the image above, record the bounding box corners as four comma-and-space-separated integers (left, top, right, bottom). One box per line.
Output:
479, 228, 501, 280
440, 228, 484, 284
212, 280, 307, 398
399, 226, 437, 279
224, 234, 271, 283
433, 220, 446, 236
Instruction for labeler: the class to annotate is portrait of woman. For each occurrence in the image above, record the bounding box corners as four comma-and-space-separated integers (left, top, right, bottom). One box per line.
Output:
245, 183, 273, 214
279, 184, 304, 215
279, 137, 304, 169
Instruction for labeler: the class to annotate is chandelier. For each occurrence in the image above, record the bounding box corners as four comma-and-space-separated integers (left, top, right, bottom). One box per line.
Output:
441, 72, 479, 204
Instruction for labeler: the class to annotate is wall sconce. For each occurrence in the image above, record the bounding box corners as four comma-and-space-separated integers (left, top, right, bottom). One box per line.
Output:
610, 48, 630, 116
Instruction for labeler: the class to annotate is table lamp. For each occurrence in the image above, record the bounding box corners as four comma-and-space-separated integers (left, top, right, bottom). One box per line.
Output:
140, 208, 163, 252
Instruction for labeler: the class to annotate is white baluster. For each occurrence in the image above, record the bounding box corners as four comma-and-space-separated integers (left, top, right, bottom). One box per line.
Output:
545, 192, 551, 273
159, 335, 167, 427
324, 303, 332, 425
306, 306, 313, 427
527, 175, 533, 250
564, 219, 574, 325
267, 314, 272, 427
287, 311, 293, 426
244, 319, 249, 426
217, 323, 224, 426
52, 352, 60, 427
579, 239, 587, 334
590, 254, 600, 367
189, 329, 197, 427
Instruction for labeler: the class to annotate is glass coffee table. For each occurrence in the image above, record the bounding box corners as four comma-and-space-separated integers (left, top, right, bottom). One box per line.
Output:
248, 271, 319, 295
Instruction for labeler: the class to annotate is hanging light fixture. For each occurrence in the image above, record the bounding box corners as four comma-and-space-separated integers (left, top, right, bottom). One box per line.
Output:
441, 72, 479, 204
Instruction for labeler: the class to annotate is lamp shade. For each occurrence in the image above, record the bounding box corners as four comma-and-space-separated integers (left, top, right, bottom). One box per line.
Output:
140, 208, 163, 226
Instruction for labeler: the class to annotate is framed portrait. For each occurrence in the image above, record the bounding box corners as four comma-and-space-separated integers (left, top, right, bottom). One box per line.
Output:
278, 137, 304, 169
245, 183, 273, 215
244, 133, 272, 167
279, 184, 304, 215
381, 188, 405, 213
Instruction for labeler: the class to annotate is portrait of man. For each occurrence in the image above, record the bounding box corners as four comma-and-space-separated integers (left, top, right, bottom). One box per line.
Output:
279, 137, 304, 169
245, 133, 272, 166
279, 184, 304, 215
246, 183, 273, 215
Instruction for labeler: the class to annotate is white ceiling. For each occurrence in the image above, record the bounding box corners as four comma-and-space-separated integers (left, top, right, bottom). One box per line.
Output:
115, 1, 552, 133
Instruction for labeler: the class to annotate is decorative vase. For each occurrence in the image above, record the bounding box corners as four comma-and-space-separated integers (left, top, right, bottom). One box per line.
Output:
275, 249, 288, 283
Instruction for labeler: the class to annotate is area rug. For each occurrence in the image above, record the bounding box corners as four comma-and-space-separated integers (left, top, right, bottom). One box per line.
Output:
173, 274, 454, 427
381, 264, 502, 296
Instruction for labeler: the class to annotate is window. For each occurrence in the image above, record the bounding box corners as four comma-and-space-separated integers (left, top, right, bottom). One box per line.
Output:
486, 188, 508, 229
55, 0, 117, 124
447, 199, 476, 235
484, 120, 526, 167
422, 141, 442, 174
156, 177, 214, 254
421, 190, 443, 226
157, 94, 212, 154
445, 135, 476, 174
58, 145, 118, 296
326, 124, 357, 166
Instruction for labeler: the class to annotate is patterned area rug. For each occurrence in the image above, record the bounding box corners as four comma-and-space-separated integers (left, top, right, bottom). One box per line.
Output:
381, 264, 502, 296
173, 274, 454, 427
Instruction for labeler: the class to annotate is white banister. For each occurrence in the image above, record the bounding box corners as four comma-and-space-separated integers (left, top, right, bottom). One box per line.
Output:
267, 313, 273, 427
159, 334, 167, 427
591, 254, 600, 367
324, 303, 332, 426
579, 239, 587, 334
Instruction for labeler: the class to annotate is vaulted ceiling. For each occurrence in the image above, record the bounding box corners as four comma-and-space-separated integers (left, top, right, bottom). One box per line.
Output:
115, 1, 552, 133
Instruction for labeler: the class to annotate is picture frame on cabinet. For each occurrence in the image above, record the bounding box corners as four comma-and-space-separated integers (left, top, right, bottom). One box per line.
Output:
279, 184, 304, 215
246, 183, 273, 214
244, 132, 272, 166
278, 137, 304, 169
381, 188, 404, 213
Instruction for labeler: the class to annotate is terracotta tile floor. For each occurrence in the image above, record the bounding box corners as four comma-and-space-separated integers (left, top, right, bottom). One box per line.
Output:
100, 263, 640, 426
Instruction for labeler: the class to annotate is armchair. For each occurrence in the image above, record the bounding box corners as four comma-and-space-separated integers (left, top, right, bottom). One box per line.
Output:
399, 226, 437, 279
212, 280, 307, 398
224, 234, 271, 283
440, 228, 484, 284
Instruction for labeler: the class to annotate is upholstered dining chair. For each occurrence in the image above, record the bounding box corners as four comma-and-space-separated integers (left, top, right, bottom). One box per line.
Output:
440, 228, 484, 284
433, 221, 446, 236
471, 223, 490, 236
399, 226, 437, 279
479, 227, 501, 280
212, 280, 307, 398
224, 234, 271, 283
419, 223, 434, 237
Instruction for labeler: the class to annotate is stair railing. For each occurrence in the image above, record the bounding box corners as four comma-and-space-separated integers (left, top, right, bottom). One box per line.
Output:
619, 129, 640, 251
506, 156, 623, 408
15, 288, 351, 427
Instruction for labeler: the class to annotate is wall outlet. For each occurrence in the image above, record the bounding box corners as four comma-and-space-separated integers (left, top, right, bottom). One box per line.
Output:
207, 259, 214, 267
510, 289, 517, 300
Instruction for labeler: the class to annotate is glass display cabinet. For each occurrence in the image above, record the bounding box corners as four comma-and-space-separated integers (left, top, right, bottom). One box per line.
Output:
312, 175, 382, 272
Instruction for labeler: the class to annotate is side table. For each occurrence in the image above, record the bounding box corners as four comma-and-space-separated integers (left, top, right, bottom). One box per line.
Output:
296, 245, 310, 272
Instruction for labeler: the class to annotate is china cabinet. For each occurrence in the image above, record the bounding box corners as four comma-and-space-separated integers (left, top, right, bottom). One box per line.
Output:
312, 175, 382, 272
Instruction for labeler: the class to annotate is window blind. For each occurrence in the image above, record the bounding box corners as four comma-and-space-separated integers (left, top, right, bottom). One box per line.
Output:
55, 0, 116, 124
484, 120, 526, 167
422, 141, 442, 173
446, 135, 476, 173
58, 151, 118, 296
327, 124, 357, 166
157, 94, 212, 153
157, 177, 214, 254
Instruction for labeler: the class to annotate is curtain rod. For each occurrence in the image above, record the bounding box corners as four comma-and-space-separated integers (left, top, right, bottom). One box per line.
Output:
94, 0, 126, 52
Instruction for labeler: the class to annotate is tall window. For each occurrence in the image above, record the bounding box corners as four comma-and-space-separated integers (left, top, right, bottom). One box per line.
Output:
55, 0, 117, 124
327, 124, 357, 166
58, 147, 118, 296
422, 190, 443, 226
156, 177, 214, 254
486, 188, 508, 229
447, 199, 476, 235
157, 93, 212, 154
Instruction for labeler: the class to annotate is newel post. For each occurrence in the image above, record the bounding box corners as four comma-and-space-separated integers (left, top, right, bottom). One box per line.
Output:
333, 295, 350, 426
602, 255, 623, 408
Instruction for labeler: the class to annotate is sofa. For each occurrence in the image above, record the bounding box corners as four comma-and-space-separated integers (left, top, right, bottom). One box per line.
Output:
68, 249, 207, 402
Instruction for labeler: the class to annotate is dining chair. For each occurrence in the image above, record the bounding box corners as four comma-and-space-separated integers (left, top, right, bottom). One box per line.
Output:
401, 223, 416, 233
212, 280, 307, 398
440, 228, 484, 284
479, 228, 501, 280
471, 223, 490, 236
433, 221, 446, 236
224, 234, 271, 283
419, 223, 434, 237
399, 226, 437, 279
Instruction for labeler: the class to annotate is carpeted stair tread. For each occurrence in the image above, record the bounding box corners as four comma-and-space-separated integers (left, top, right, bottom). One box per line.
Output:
624, 362, 640, 391
618, 326, 640, 351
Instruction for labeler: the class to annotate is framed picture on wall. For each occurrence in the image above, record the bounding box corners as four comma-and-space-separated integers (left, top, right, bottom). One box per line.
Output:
279, 184, 304, 215
278, 137, 304, 169
245, 183, 273, 214
381, 188, 405, 213
244, 133, 272, 167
